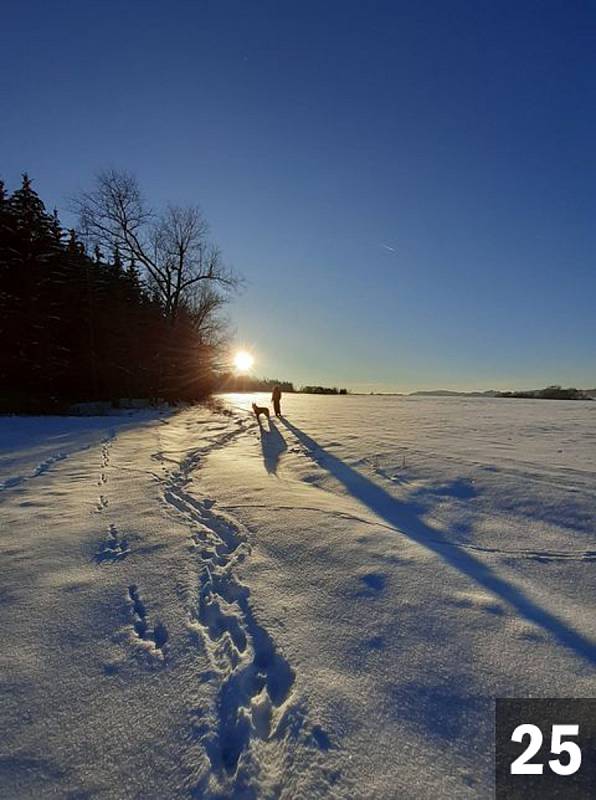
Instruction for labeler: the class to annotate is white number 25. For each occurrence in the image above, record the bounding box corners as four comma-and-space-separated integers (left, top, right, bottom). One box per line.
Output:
510, 723, 581, 776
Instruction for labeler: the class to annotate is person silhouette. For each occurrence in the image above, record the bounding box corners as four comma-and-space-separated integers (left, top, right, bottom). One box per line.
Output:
271, 384, 282, 417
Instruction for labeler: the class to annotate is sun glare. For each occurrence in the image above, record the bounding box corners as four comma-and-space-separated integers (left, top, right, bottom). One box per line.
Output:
233, 350, 254, 373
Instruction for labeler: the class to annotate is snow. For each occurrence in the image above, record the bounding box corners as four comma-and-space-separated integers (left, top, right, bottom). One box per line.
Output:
1, 394, 594, 798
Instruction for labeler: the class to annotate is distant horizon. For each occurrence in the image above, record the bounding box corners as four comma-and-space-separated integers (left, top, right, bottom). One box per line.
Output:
345, 380, 596, 394
232, 374, 596, 395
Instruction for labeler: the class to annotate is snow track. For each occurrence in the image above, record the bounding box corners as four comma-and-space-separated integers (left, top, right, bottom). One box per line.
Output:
127, 583, 169, 657
0, 451, 68, 491
156, 416, 331, 798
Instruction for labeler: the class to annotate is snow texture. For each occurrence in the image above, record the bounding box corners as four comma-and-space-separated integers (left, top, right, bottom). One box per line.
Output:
1, 394, 594, 798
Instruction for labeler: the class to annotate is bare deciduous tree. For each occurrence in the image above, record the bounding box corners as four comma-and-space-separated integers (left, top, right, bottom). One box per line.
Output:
73, 169, 238, 320
190, 283, 230, 348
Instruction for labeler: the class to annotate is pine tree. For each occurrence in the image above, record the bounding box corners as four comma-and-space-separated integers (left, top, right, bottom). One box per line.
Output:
112, 246, 123, 274
0, 179, 16, 391
2, 176, 60, 398
0, 175, 220, 410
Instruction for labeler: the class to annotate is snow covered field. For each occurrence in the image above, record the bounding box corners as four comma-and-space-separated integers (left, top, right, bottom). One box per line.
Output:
1, 394, 594, 799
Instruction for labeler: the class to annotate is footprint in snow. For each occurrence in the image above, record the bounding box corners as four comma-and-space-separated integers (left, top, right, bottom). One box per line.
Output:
96, 524, 130, 563
356, 572, 387, 597
127, 585, 169, 657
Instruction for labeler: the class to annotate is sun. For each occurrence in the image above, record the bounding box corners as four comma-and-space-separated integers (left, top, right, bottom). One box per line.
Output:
233, 350, 254, 373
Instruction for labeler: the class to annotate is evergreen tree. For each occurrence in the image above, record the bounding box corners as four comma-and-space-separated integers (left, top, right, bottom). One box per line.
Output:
112, 246, 123, 274
0, 174, 225, 411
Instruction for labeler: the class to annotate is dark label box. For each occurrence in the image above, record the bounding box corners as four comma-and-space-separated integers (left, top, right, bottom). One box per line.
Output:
495, 698, 596, 799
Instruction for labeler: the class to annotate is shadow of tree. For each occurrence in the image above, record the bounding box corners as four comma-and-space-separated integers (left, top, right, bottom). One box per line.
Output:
281, 418, 596, 666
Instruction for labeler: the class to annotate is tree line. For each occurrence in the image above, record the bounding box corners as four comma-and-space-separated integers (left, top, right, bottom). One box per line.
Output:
216, 374, 295, 393
496, 386, 592, 401
301, 385, 347, 395
212, 377, 349, 395
0, 172, 235, 412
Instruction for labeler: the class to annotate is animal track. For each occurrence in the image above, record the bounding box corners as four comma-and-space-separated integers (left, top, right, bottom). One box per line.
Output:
97, 438, 112, 485
439, 540, 596, 563
127, 584, 169, 655
1, 452, 68, 491
96, 524, 129, 563
96, 495, 109, 511
33, 453, 68, 477
101, 441, 111, 468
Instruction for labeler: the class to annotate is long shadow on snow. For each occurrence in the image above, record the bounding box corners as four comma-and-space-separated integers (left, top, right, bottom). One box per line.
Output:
281, 419, 596, 666
259, 419, 287, 475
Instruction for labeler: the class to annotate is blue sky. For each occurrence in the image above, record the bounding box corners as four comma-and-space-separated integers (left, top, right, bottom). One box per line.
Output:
2, 1, 594, 391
